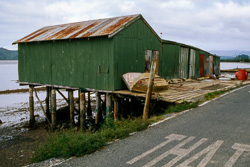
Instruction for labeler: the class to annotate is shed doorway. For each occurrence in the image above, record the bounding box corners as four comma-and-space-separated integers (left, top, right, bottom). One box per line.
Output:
179, 47, 189, 79
189, 49, 196, 79
145, 50, 159, 74
200, 54, 205, 77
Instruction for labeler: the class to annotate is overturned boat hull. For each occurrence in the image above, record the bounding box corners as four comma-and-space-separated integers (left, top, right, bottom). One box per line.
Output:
122, 73, 169, 93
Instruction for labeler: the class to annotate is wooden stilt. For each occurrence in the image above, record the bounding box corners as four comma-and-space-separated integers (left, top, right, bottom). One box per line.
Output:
78, 90, 81, 113
103, 94, 106, 117
95, 92, 101, 125
80, 91, 86, 131
29, 85, 35, 126
106, 93, 112, 117
114, 97, 119, 121
68, 90, 74, 128
45, 87, 51, 122
51, 88, 57, 128
87, 92, 92, 119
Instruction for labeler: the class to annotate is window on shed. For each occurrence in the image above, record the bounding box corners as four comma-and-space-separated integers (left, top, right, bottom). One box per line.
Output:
145, 50, 159, 74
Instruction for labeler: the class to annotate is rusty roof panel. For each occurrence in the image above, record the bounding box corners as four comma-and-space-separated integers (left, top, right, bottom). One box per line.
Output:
13, 14, 140, 44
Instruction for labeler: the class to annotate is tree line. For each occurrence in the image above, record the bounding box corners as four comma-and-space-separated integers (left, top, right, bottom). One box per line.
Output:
221, 54, 250, 62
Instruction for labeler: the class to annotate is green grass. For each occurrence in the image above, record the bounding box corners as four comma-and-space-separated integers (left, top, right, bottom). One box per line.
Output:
204, 87, 235, 100
164, 101, 199, 114
32, 118, 150, 162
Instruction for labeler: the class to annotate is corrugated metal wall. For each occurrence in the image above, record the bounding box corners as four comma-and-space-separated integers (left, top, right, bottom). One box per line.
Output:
161, 44, 180, 79
113, 19, 161, 90
213, 56, 220, 76
18, 18, 161, 91
19, 37, 115, 90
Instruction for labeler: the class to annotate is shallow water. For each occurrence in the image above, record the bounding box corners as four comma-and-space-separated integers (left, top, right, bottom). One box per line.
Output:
0, 60, 27, 91
220, 62, 250, 70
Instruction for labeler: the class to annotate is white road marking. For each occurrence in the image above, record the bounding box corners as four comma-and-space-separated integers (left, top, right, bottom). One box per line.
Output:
126, 134, 186, 165
127, 134, 250, 166
224, 143, 250, 167
177, 140, 224, 167
143, 137, 207, 167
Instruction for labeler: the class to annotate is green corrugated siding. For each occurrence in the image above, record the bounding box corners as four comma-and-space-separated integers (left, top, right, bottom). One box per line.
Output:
18, 37, 114, 90
161, 44, 180, 79
113, 19, 161, 90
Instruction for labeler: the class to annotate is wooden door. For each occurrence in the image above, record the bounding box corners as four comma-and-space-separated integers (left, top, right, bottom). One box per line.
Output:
199, 54, 205, 77
179, 47, 189, 79
189, 49, 196, 79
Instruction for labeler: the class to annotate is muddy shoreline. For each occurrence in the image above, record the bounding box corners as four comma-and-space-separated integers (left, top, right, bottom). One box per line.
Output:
0, 87, 46, 95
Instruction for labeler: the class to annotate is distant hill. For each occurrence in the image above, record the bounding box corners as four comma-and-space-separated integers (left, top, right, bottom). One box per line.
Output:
219, 56, 235, 60
0, 47, 18, 60
209, 50, 250, 58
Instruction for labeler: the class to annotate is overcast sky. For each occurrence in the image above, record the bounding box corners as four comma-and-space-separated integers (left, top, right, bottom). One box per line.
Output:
1, 0, 250, 51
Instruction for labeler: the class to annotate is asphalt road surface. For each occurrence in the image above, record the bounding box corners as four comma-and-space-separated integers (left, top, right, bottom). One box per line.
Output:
58, 85, 250, 167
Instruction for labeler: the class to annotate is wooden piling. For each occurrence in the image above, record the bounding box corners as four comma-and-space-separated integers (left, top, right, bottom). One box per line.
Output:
95, 92, 101, 125
51, 88, 57, 127
87, 92, 92, 118
106, 93, 112, 117
29, 85, 35, 126
80, 91, 86, 131
45, 87, 51, 121
68, 90, 74, 128
143, 59, 157, 120
114, 97, 119, 121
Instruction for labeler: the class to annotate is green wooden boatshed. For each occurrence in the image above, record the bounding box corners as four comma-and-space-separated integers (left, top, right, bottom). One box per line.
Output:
13, 14, 162, 127
13, 14, 161, 92
161, 40, 220, 80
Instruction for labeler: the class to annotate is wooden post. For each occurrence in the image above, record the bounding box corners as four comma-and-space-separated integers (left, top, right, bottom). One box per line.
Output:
80, 91, 86, 131
29, 85, 35, 126
95, 92, 101, 125
51, 88, 57, 127
87, 92, 92, 119
114, 97, 119, 121
68, 90, 74, 128
45, 87, 51, 122
106, 93, 112, 117
143, 59, 157, 120
78, 89, 81, 113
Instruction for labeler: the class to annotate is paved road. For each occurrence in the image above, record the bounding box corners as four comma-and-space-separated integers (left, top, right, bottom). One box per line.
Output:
58, 85, 250, 167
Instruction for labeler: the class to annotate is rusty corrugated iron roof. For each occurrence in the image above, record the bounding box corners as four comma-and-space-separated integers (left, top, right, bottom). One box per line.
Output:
13, 14, 141, 44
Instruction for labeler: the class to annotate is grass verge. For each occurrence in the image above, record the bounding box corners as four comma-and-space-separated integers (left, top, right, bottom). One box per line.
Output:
33, 85, 244, 163
204, 87, 235, 100
163, 101, 199, 114
32, 118, 150, 162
